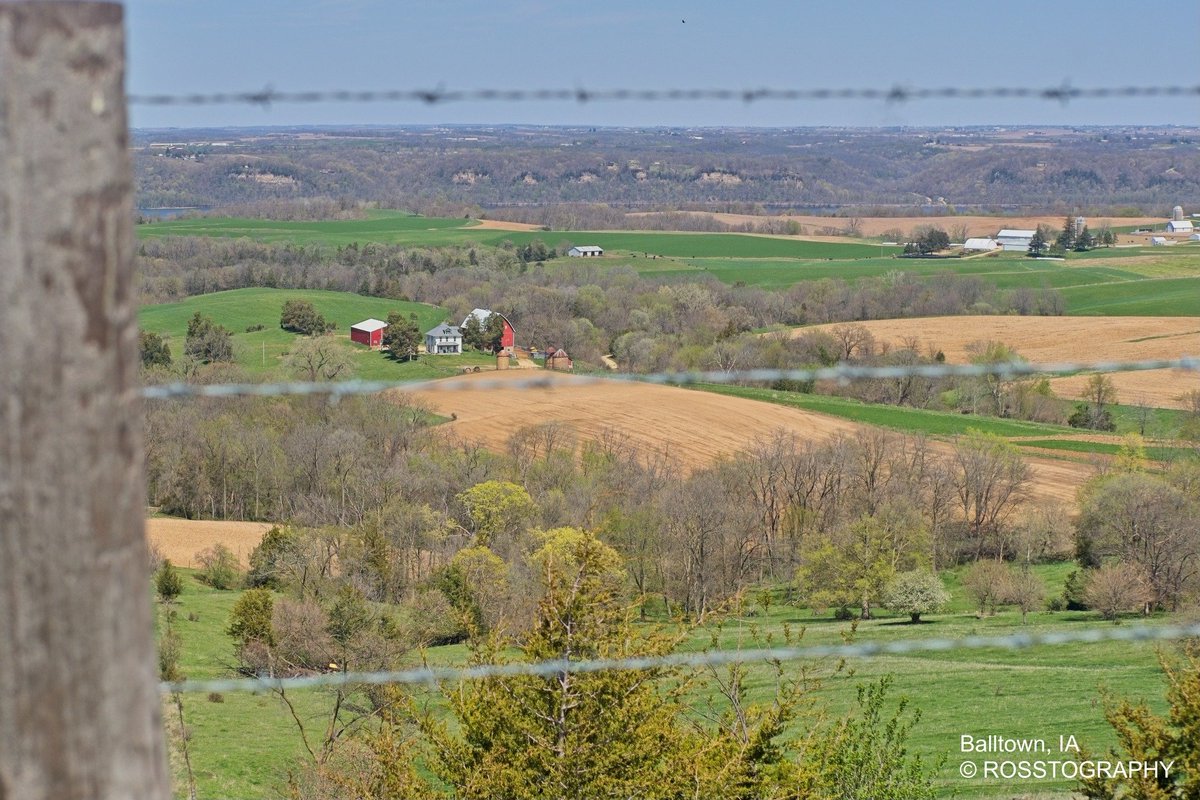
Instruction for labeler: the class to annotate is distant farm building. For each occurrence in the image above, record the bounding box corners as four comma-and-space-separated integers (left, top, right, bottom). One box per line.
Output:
461, 308, 517, 354
1151, 236, 1169, 246
545, 348, 573, 371
963, 237, 999, 251
1167, 219, 1194, 234
568, 245, 604, 257
996, 229, 1036, 252
425, 324, 463, 354
1190, 233, 1200, 241
349, 318, 388, 349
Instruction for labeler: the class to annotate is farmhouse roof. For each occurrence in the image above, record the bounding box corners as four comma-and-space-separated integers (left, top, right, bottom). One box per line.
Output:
1167, 220, 1194, 231
570, 245, 604, 253
996, 229, 1036, 238
426, 324, 462, 337
963, 237, 998, 250
350, 318, 388, 332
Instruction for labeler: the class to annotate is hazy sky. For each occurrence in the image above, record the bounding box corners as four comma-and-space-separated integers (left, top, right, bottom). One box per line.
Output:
125, 0, 1199, 129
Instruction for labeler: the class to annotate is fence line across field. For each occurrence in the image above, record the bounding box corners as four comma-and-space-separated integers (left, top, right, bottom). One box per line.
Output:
162, 621, 1200, 696
126, 83, 1200, 108
140, 355, 1200, 401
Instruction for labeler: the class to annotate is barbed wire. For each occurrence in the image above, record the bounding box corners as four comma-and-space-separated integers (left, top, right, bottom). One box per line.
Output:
141, 355, 1200, 401
161, 621, 1200, 695
126, 84, 1200, 108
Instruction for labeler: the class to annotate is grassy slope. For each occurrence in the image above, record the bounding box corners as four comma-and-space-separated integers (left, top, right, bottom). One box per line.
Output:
137, 287, 500, 381
138, 213, 1200, 314
137, 211, 898, 259
162, 565, 1171, 800
694, 384, 1196, 460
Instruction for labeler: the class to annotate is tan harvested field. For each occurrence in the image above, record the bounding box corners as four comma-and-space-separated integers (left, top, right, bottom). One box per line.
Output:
409, 371, 1091, 507
629, 211, 1164, 239
146, 517, 271, 568
802, 316, 1200, 409
471, 219, 546, 232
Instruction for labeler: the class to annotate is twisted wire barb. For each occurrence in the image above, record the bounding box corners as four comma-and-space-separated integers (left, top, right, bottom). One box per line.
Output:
141, 356, 1200, 400
162, 622, 1200, 695
127, 84, 1200, 107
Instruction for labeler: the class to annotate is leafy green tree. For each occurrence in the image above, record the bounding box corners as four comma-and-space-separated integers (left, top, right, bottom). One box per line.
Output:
382, 312, 421, 361
227, 588, 276, 649
1079, 645, 1200, 799
883, 570, 949, 623
139, 330, 173, 368
456, 480, 536, 545
155, 559, 184, 602
280, 299, 334, 335
807, 677, 940, 800
184, 311, 234, 363
327, 584, 372, 649
197, 543, 242, 590
797, 512, 926, 619
419, 530, 694, 800
247, 526, 299, 590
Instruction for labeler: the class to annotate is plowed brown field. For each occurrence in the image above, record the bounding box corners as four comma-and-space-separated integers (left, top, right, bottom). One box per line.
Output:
802, 316, 1200, 409
409, 371, 1090, 507
146, 517, 271, 568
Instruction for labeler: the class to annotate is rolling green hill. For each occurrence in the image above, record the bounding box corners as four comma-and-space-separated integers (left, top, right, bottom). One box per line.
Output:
137, 288, 482, 380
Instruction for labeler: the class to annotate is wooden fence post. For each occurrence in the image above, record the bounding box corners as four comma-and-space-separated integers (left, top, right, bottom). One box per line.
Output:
0, 4, 169, 799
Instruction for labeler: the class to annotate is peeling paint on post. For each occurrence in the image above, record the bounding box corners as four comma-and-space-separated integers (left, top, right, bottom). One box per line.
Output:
0, 4, 169, 799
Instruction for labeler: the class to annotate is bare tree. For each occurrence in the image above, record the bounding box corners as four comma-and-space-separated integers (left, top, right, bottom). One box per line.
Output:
285, 336, 356, 382
952, 432, 1031, 559
1083, 563, 1153, 622
830, 323, 876, 361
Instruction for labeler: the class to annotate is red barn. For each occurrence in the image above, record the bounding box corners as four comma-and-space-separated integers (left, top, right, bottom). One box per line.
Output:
463, 308, 516, 354
350, 318, 388, 349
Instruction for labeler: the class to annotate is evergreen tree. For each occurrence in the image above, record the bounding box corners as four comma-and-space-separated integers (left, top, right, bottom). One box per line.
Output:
1075, 225, 1094, 251
1056, 216, 1077, 252
1027, 227, 1049, 258
184, 312, 234, 363
139, 331, 173, 368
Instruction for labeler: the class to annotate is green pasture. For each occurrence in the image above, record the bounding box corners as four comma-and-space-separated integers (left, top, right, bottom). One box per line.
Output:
136, 287, 500, 381
136, 210, 902, 259
160, 561, 1174, 800
694, 384, 1198, 458
135, 213, 1200, 316
695, 384, 1079, 439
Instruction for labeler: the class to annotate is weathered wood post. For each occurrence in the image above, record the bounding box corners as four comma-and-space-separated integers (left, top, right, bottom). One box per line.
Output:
0, 4, 169, 799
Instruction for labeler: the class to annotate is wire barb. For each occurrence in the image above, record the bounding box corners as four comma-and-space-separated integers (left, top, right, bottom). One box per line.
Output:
140, 356, 1200, 401
160, 621, 1200, 695
126, 84, 1200, 107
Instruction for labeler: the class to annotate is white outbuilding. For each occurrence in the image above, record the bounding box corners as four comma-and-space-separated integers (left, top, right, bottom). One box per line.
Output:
996, 229, 1036, 252
567, 245, 604, 257
963, 237, 999, 251
1167, 220, 1194, 234
1151, 236, 1169, 246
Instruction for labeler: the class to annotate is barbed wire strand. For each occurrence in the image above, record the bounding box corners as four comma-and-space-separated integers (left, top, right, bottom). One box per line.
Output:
127, 84, 1200, 107
141, 356, 1200, 400
162, 621, 1200, 695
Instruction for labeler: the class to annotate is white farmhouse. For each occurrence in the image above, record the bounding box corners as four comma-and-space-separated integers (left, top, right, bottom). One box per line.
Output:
996, 229, 1036, 252
568, 245, 604, 257
425, 324, 463, 354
